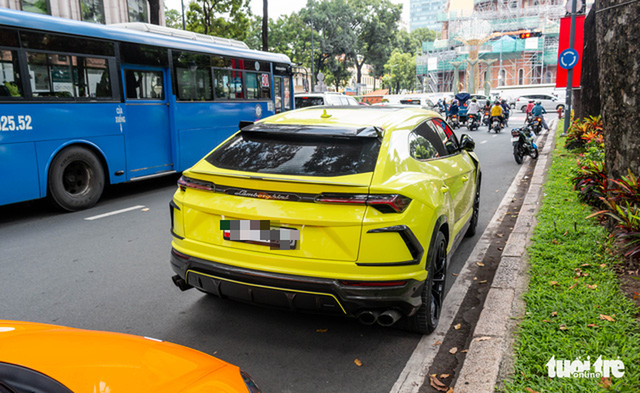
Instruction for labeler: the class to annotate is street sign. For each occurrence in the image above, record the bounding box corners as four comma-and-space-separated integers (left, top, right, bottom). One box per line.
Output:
559, 48, 579, 70
566, 0, 583, 13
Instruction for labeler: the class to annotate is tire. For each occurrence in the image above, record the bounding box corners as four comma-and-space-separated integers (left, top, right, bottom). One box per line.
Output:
399, 231, 447, 334
556, 104, 565, 111
521, 105, 527, 112
48, 146, 105, 211
513, 143, 524, 164
465, 178, 481, 238
530, 147, 539, 160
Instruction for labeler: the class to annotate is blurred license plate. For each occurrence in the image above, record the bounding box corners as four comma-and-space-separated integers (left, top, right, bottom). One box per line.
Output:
222, 220, 299, 250
511, 137, 519, 143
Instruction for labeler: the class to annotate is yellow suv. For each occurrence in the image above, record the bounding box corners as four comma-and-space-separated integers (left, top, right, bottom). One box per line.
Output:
170, 106, 481, 334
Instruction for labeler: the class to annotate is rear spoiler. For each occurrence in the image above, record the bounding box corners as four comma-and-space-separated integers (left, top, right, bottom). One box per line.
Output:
238, 121, 383, 139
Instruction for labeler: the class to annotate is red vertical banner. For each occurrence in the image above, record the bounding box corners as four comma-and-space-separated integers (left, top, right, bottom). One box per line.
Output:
556, 15, 585, 88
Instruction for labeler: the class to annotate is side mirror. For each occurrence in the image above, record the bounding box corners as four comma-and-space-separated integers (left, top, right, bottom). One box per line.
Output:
459, 134, 475, 152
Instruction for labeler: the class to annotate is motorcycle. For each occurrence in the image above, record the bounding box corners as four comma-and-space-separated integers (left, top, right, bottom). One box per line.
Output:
531, 116, 543, 134
450, 114, 460, 129
491, 116, 502, 133
503, 109, 510, 127
467, 113, 479, 131
512, 127, 539, 164
482, 110, 491, 127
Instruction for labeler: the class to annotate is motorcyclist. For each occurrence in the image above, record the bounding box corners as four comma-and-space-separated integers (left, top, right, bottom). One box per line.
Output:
526, 100, 535, 115
467, 98, 480, 123
501, 99, 510, 124
490, 100, 504, 128
448, 100, 459, 122
531, 101, 549, 131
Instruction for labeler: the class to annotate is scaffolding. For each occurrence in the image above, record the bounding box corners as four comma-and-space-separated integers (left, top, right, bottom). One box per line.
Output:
418, 0, 567, 92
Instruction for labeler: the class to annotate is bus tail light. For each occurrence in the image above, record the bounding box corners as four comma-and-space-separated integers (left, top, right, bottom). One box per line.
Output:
178, 175, 215, 192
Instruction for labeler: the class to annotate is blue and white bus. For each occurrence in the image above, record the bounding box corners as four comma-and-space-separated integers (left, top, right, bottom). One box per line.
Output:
0, 8, 294, 211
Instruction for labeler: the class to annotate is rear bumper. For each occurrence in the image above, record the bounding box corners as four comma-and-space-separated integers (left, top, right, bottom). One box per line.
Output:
170, 249, 425, 317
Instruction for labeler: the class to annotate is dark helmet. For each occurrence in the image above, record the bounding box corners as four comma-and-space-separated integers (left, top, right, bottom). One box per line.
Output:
494, 100, 500, 105
529, 100, 534, 103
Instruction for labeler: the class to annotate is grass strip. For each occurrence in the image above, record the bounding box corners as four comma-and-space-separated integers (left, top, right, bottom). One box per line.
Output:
502, 125, 640, 393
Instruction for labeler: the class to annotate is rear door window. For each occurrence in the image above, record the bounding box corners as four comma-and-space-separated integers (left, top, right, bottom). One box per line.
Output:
295, 96, 324, 108
206, 132, 381, 177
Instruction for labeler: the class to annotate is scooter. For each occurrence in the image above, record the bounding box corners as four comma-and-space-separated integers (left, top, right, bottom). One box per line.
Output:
511, 127, 539, 164
482, 110, 491, 127
491, 116, 502, 133
467, 114, 479, 131
450, 114, 460, 129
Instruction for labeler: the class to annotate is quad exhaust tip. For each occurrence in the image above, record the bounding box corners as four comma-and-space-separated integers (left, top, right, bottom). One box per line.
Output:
377, 310, 402, 327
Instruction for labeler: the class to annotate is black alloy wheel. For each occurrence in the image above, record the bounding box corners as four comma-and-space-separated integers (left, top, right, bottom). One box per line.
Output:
399, 231, 447, 334
465, 178, 481, 237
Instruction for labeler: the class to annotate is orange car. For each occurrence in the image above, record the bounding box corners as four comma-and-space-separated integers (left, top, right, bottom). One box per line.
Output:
0, 320, 260, 393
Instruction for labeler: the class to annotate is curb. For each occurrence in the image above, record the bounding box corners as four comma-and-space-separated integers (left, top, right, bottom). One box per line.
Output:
453, 123, 558, 392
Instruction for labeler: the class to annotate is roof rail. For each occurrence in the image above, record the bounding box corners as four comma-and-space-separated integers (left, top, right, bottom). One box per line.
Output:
110, 23, 249, 49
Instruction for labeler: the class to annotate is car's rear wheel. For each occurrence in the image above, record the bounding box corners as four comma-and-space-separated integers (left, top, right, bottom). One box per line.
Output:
521, 105, 527, 112
399, 231, 447, 334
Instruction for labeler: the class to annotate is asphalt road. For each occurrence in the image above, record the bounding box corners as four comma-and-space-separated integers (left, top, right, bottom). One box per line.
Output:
0, 112, 530, 393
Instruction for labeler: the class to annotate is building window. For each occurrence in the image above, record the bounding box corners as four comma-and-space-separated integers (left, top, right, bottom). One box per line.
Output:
80, 0, 106, 24
544, 71, 553, 84
499, 69, 506, 85
20, 0, 50, 14
518, 68, 524, 85
128, 0, 149, 22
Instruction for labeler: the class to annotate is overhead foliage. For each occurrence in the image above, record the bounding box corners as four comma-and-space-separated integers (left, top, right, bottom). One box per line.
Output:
186, 0, 252, 41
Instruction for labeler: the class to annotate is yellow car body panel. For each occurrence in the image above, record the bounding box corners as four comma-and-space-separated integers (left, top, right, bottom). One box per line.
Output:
0, 320, 250, 393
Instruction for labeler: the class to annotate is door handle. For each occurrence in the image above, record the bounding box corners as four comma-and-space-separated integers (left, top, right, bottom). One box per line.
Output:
441, 186, 449, 193
462, 176, 469, 182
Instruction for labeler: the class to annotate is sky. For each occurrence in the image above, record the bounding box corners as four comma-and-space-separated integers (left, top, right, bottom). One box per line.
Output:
164, 0, 411, 30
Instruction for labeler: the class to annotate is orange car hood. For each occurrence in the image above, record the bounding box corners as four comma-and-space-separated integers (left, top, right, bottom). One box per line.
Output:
0, 321, 237, 393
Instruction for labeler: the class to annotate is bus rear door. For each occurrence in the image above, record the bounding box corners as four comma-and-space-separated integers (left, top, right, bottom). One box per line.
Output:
122, 67, 173, 179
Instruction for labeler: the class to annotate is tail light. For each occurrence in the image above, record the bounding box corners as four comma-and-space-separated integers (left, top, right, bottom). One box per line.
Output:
536, 117, 541, 121
315, 193, 412, 213
178, 175, 215, 192
511, 130, 519, 137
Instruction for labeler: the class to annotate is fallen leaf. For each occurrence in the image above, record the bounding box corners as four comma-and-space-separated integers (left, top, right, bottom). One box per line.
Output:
440, 374, 450, 379
141, 208, 150, 212
429, 375, 449, 392
559, 324, 568, 331
542, 319, 551, 323
549, 281, 559, 286
354, 359, 362, 367
551, 311, 558, 317
633, 292, 639, 300
581, 263, 591, 267
316, 329, 328, 333
600, 263, 607, 268
479, 280, 488, 284
568, 284, 576, 290
461, 349, 468, 353
587, 324, 599, 328
433, 340, 442, 346
525, 388, 539, 393
474, 336, 491, 342
452, 273, 459, 277
587, 284, 597, 290
498, 247, 503, 251
449, 347, 458, 354
563, 230, 568, 236
600, 377, 611, 389
582, 273, 589, 277
552, 239, 559, 245
454, 323, 461, 330
496, 234, 503, 238
446, 388, 453, 393
476, 262, 485, 267
600, 314, 615, 322
473, 277, 477, 280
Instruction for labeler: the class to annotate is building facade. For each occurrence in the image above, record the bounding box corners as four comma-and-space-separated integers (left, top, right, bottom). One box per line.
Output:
0, 0, 164, 25
410, 0, 446, 32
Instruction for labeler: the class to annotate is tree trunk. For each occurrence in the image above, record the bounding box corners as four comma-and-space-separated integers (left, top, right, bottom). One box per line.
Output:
596, 0, 640, 180
580, 5, 600, 119
262, 0, 268, 51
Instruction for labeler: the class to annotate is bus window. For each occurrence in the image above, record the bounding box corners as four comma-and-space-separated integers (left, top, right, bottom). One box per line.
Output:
125, 70, 163, 100
283, 77, 291, 110
0, 50, 23, 98
21, 31, 114, 56
173, 52, 212, 101
246, 72, 271, 100
274, 76, 282, 113
120, 42, 167, 67
214, 69, 243, 99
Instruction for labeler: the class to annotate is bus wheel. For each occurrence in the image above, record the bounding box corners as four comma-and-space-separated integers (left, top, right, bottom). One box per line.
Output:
49, 146, 105, 211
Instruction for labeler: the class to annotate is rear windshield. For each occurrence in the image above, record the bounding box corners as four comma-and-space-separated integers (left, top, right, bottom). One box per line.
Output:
206, 132, 381, 177
295, 96, 324, 108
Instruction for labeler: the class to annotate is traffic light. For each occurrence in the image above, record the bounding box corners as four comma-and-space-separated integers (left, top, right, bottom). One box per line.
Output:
519, 31, 542, 39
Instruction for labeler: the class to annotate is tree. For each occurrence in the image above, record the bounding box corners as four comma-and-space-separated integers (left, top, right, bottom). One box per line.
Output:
164, 7, 182, 29
186, 0, 252, 41
346, 0, 402, 85
595, 0, 640, 179
385, 50, 416, 94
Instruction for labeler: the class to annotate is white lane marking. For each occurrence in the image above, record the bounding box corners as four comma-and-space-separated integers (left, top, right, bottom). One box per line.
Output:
492, 135, 497, 137
390, 148, 533, 393
480, 140, 488, 144
84, 205, 146, 221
